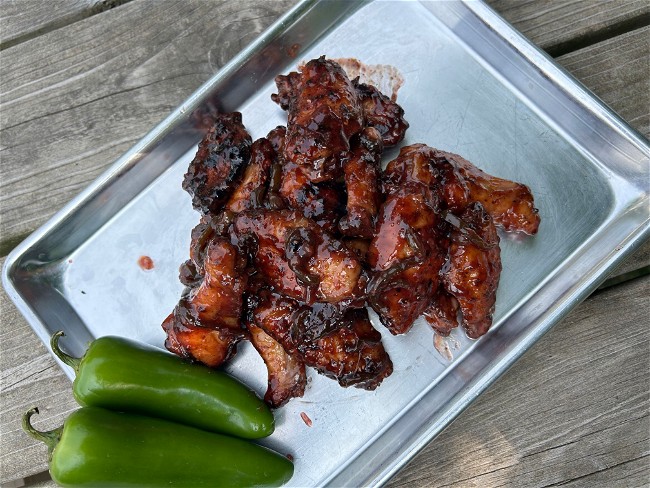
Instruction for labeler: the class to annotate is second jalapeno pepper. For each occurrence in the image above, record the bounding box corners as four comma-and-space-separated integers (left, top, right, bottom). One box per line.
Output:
23, 406, 293, 487
51, 331, 274, 439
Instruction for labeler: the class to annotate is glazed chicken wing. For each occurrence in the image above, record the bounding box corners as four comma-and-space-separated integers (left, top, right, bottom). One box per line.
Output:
247, 322, 307, 408
382, 143, 540, 235
250, 291, 392, 390
367, 189, 445, 335
183, 112, 252, 215
423, 286, 461, 336
162, 237, 247, 366
278, 56, 364, 182
234, 209, 366, 305
279, 162, 346, 233
442, 202, 502, 338
353, 79, 409, 147
367, 145, 448, 335
273, 62, 409, 148
225, 137, 276, 213
162, 316, 241, 368
295, 304, 393, 389
431, 149, 540, 235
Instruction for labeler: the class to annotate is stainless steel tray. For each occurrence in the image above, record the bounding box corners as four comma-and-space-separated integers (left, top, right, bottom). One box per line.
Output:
3, 1, 649, 486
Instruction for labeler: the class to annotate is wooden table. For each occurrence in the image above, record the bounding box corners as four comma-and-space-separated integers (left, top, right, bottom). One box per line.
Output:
1, 1, 648, 486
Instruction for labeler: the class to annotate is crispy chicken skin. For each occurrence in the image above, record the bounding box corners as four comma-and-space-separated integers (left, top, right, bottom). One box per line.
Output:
338, 127, 383, 239
163, 238, 247, 367
279, 56, 364, 181
353, 79, 409, 147
233, 209, 365, 305
431, 149, 540, 235
295, 304, 393, 389
442, 202, 502, 339
183, 112, 252, 215
225, 137, 276, 213
247, 322, 307, 408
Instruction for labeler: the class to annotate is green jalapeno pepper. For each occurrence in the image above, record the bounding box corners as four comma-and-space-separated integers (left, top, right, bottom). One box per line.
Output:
23, 406, 293, 488
51, 331, 274, 439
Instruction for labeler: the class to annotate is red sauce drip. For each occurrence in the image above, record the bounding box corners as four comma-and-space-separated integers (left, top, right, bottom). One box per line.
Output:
300, 411, 312, 427
286, 454, 294, 462
286, 43, 300, 58
138, 255, 155, 271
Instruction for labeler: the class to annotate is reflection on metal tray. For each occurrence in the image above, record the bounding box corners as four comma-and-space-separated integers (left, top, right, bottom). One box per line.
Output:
3, 1, 649, 486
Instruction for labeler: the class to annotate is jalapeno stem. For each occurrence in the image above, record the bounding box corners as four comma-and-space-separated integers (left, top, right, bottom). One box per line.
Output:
50, 331, 81, 371
22, 407, 63, 461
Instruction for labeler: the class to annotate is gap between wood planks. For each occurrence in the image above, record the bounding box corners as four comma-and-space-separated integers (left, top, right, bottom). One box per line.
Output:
545, 13, 650, 57
0, 0, 133, 51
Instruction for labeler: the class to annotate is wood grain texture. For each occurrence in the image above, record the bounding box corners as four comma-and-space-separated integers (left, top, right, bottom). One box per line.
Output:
0, 0, 297, 252
486, 0, 649, 54
557, 25, 650, 139
0, 0, 128, 49
386, 275, 650, 488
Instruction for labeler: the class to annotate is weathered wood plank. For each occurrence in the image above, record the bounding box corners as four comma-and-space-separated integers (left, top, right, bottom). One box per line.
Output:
557, 25, 650, 140
486, 0, 649, 54
386, 275, 650, 488
0, 0, 298, 255
0, 0, 130, 49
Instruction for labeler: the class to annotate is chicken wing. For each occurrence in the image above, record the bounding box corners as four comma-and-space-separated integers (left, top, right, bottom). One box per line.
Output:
279, 56, 364, 182
295, 304, 393, 389
423, 286, 461, 336
233, 209, 366, 305
431, 149, 540, 235
161, 314, 241, 368
442, 202, 502, 338
353, 79, 409, 147
182, 112, 252, 215
368, 146, 447, 335
367, 188, 445, 335
247, 322, 307, 408
278, 162, 346, 233
226, 137, 276, 213
273, 62, 409, 148
162, 237, 247, 367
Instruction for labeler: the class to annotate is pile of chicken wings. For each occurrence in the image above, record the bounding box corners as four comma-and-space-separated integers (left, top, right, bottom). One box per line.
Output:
161, 56, 540, 407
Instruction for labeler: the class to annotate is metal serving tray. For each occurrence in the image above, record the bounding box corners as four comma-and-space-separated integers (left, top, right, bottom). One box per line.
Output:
4, 1, 649, 486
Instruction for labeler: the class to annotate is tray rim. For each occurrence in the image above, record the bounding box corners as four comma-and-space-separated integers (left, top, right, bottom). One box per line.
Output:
3, 0, 649, 486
